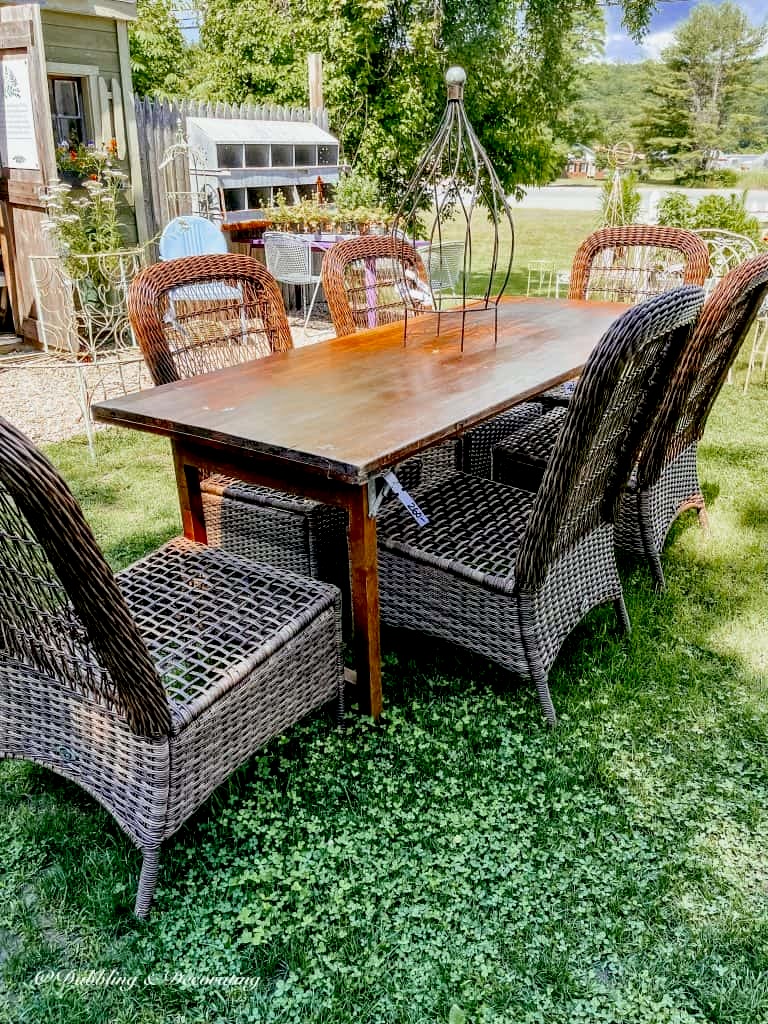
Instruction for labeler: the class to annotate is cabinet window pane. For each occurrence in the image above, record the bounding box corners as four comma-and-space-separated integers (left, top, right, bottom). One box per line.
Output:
318, 145, 338, 167
294, 145, 316, 166
244, 144, 269, 167
217, 144, 244, 169
271, 145, 293, 167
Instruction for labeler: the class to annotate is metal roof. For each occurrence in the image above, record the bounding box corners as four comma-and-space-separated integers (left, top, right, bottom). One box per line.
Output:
187, 117, 338, 145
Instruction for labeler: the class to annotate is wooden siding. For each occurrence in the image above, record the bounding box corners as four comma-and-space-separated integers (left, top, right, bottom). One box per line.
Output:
41, 11, 121, 75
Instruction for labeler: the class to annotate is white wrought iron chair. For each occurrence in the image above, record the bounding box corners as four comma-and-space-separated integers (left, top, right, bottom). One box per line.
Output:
695, 229, 759, 385
264, 232, 322, 340
423, 239, 465, 300
744, 295, 768, 391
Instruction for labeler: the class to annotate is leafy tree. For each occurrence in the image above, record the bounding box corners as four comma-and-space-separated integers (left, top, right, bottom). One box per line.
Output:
129, 0, 192, 98
638, 2, 767, 181
189, 0, 658, 206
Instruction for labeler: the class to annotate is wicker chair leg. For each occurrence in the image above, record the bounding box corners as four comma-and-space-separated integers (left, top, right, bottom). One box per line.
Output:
528, 656, 557, 728
614, 594, 632, 634
135, 847, 161, 919
696, 499, 710, 535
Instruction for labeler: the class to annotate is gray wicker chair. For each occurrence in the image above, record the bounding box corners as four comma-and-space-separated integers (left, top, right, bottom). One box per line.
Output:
127, 254, 350, 604
0, 416, 343, 918
377, 287, 704, 725
493, 255, 768, 588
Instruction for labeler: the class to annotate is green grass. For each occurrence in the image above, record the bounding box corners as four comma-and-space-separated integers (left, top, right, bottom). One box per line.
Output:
1, 213, 767, 1024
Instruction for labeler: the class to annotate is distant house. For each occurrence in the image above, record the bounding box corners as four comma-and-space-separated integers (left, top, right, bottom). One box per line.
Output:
565, 145, 597, 179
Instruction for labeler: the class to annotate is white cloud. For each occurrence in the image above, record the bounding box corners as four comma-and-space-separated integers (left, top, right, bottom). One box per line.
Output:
641, 30, 676, 59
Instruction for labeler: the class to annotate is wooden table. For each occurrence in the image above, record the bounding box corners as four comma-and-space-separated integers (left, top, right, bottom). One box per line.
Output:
92, 297, 627, 718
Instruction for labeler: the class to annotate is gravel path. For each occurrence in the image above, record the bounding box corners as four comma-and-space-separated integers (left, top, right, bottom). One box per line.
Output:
0, 318, 335, 445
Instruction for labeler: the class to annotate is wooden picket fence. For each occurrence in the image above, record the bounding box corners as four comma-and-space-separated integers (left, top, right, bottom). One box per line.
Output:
134, 96, 329, 243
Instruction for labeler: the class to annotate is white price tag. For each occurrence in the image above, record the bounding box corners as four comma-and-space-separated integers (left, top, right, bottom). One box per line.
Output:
383, 471, 430, 527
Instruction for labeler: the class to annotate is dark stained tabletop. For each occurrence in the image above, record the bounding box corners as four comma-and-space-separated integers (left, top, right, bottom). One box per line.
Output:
93, 297, 629, 484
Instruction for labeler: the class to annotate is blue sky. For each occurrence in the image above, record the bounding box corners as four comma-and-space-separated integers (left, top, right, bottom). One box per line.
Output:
605, 0, 766, 61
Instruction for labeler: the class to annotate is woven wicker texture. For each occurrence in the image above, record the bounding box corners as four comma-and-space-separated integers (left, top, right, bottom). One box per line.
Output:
0, 417, 343, 917
128, 254, 351, 594
495, 261, 768, 587
377, 287, 704, 724
542, 226, 710, 405
127, 253, 293, 387
321, 235, 431, 338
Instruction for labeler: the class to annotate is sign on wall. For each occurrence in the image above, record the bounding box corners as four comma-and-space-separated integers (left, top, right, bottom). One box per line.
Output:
0, 54, 39, 170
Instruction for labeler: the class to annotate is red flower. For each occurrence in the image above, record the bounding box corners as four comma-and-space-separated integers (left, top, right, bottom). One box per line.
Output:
70, 151, 77, 161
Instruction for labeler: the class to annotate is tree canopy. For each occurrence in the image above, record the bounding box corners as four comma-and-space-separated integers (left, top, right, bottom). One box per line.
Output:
128, 0, 659, 205
129, 0, 192, 99
638, 2, 767, 178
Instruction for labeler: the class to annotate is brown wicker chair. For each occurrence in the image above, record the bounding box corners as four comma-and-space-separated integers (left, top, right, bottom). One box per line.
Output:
127, 254, 349, 602
377, 286, 704, 725
541, 225, 711, 405
493, 254, 768, 587
321, 236, 543, 483
0, 415, 343, 918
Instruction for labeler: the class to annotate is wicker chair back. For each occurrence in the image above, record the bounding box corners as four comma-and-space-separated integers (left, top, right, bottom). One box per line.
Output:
516, 286, 705, 590
128, 254, 293, 386
322, 235, 432, 337
639, 252, 768, 488
0, 416, 170, 737
568, 226, 710, 305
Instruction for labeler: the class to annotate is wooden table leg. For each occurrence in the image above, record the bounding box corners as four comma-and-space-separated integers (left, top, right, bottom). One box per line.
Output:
171, 441, 208, 543
346, 483, 382, 719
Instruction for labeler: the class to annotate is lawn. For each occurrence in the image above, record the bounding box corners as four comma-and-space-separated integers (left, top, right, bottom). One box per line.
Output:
1, 212, 767, 1024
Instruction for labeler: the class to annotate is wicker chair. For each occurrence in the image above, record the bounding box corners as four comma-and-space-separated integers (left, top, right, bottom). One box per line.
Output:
321, 236, 543, 484
377, 287, 704, 725
127, 254, 349, 604
541, 225, 710, 405
493, 254, 768, 587
0, 416, 343, 918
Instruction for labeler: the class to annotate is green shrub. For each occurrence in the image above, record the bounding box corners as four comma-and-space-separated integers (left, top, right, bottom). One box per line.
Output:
658, 190, 762, 242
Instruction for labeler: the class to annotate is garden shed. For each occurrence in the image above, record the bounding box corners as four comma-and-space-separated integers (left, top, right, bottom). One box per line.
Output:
0, 0, 144, 342
186, 116, 343, 217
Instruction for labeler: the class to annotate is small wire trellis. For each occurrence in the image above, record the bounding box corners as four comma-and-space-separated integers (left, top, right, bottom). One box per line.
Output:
391, 66, 514, 349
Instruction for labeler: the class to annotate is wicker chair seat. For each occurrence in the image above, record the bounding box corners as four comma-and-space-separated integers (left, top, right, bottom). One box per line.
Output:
459, 402, 544, 478
117, 537, 340, 731
378, 472, 620, 688
539, 379, 579, 406
491, 406, 566, 489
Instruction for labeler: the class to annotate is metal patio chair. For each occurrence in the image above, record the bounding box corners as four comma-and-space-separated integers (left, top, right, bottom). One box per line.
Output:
264, 231, 323, 340
127, 255, 350, 605
492, 254, 768, 588
377, 287, 704, 724
0, 415, 343, 918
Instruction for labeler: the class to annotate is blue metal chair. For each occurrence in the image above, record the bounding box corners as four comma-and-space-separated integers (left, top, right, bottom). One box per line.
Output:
159, 216, 228, 260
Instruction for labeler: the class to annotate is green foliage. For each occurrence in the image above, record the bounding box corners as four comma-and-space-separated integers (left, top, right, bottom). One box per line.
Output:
638, 2, 767, 183
657, 190, 763, 241
186, 1, 658, 207
599, 170, 642, 227
333, 169, 380, 212
6, 211, 768, 1024
129, 0, 192, 98
41, 172, 130, 270
571, 61, 650, 150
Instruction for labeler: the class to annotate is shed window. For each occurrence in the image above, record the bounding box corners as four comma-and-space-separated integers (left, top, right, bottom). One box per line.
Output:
271, 144, 293, 167
217, 144, 244, 169
247, 186, 272, 208
294, 144, 316, 167
318, 144, 338, 167
223, 188, 246, 211
244, 144, 270, 167
49, 77, 86, 147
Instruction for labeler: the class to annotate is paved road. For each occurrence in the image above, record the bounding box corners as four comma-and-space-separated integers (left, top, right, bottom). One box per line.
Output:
510, 185, 768, 221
